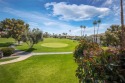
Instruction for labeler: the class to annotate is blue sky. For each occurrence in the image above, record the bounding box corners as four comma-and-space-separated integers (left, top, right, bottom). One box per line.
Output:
0, 0, 125, 36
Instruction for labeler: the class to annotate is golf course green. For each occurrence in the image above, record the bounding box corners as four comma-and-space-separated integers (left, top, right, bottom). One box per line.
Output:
41, 43, 68, 48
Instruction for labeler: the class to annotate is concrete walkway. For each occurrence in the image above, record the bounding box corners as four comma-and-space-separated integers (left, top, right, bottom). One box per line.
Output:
0, 50, 73, 65
32, 52, 73, 55
0, 50, 32, 65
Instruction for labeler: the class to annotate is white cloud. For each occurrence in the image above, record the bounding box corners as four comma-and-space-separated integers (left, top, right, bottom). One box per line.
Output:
2, 7, 78, 35
103, 0, 113, 6
45, 2, 110, 21
2, 7, 111, 36
102, 0, 125, 24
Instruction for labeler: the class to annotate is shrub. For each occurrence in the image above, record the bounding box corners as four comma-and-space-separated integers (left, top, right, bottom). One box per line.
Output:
74, 39, 125, 83
0, 47, 15, 57
0, 51, 3, 58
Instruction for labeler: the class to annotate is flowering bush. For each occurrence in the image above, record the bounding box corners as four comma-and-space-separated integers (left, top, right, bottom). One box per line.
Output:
74, 40, 125, 83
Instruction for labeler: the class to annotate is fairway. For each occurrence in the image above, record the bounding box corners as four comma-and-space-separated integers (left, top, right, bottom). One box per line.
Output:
0, 54, 78, 83
41, 43, 68, 48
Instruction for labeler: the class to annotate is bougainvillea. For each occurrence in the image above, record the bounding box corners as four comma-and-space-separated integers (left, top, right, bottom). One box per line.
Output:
74, 40, 125, 83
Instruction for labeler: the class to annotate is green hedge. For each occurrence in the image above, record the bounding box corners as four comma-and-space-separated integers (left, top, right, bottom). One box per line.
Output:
0, 47, 15, 57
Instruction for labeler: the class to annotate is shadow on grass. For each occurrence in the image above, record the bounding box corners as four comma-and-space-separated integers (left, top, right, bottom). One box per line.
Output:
14, 48, 37, 56
17, 48, 37, 52
0, 42, 13, 48
15, 44, 22, 46
25, 48, 37, 52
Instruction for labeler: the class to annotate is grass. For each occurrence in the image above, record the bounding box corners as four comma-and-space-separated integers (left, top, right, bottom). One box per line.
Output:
16, 38, 78, 52
41, 43, 68, 48
0, 38, 15, 49
0, 54, 78, 83
0, 57, 18, 62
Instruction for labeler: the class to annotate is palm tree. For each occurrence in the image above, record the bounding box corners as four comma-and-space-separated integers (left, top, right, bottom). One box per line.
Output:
80, 25, 83, 37
93, 20, 97, 42
120, 0, 125, 48
96, 19, 101, 42
83, 26, 86, 37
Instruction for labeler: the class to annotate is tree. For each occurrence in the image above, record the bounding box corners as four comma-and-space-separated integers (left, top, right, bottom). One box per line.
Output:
22, 28, 43, 48
80, 25, 83, 37
96, 19, 101, 42
0, 18, 29, 44
120, 0, 125, 49
93, 20, 97, 42
62, 32, 67, 38
80, 25, 86, 38
83, 26, 86, 37
101, 25, 121, 46
43, 32, 50, 38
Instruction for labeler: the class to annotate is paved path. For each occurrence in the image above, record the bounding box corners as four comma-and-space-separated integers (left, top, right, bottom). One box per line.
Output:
0, 50, 32, 65
0, 50, 73, 65
32, 52, 73, 55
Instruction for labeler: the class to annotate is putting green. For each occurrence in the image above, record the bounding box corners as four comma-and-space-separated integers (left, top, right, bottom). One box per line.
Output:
41, 43, 68, 48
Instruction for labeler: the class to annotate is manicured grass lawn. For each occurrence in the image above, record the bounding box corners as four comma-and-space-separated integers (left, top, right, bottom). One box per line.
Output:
0, 57, 18, 62
0, 38, 15, 48
41, 43, 68, 48
0, 54, 78, 83
16, 38, 78, 52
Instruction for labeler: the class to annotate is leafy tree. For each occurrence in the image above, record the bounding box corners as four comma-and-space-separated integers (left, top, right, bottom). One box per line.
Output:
101, 25, 121, 46
0, 18, 29, 44
62, 32, 67, 38
22, 28, 43, 48
43, 32, 50, 38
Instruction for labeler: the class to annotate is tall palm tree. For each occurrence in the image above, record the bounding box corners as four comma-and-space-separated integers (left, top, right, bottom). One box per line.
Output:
80, 25, 83, 37
120, 0, 125, 48
93, 20, 97, 42
96, 19, 101, 43
83, 26, 86, 37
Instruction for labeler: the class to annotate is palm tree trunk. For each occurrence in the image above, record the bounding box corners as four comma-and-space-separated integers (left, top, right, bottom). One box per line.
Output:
83, 28, 85, 37
120, 0, 125, 49
94, 26, 95, 42
96, 24, 99, 43
81, 28, 82, 37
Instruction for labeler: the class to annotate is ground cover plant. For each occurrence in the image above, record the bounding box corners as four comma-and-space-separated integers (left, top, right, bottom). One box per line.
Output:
16, 38, 78, 52
0, 54, 78, 83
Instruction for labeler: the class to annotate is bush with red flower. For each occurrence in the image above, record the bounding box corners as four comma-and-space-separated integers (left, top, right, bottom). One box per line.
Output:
74, 40, 125, 83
